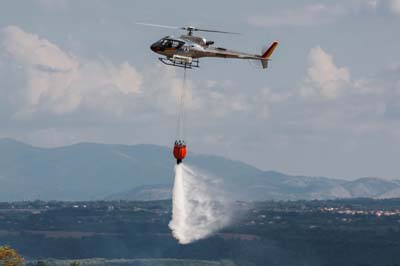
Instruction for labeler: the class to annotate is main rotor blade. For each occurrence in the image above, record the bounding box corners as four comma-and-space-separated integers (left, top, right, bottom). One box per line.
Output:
136, 22, 181, 30
193, 28, 241, 35
137, 23, 241, 35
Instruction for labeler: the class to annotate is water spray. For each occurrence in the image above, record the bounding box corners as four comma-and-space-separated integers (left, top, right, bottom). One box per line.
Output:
169, 164, 232, 244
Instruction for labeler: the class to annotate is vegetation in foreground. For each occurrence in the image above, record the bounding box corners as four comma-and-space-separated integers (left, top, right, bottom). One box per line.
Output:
0, 246, 24, 266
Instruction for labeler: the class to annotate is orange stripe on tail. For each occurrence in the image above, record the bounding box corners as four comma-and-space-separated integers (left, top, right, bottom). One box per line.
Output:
262, 41, 279, 59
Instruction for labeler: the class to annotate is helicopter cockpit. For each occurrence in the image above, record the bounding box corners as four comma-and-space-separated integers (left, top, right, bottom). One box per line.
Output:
151, 36, 185, 52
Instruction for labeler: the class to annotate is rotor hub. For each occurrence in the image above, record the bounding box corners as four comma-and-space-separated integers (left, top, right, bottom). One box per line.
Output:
186, 26, 195, 36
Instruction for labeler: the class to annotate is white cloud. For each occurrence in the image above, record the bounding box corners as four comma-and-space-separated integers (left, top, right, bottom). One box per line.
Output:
3, 26, 78, 71
248, 4, 346, 27
302, 47, 351, 99
248, 1, 400, 28
189, 79, 250, 117
354, 0, 400, 15
353, 0, 381, 11
389, 0, 400, 14
2, 25, 143, 116
366, 0, 380, 9
251, 88, 293, 118
192, 84, 292, 119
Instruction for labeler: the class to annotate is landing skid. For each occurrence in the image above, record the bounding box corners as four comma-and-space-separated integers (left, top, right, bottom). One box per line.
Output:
159, 57, 200, 69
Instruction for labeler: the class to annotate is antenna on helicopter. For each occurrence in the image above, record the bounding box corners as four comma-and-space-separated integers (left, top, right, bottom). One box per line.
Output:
136, 22, 241, 36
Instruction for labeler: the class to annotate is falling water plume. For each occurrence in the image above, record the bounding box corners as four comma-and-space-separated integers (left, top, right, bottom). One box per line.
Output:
169, 163, 232, 244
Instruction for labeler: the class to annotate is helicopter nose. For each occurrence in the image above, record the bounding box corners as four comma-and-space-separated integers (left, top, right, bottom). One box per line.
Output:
150, 43, 158, 52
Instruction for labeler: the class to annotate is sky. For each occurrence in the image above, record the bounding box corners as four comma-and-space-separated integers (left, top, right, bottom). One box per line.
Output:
0, 0, 400, 179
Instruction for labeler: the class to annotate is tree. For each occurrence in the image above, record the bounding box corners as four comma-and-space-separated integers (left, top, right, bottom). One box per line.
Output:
0, 246, 24, 266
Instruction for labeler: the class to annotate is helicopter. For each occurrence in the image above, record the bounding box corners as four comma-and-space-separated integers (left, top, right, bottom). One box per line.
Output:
137, 23, 278, 69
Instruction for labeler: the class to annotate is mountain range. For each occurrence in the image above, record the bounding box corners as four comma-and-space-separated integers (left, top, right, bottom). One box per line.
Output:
0, 138, 399, 201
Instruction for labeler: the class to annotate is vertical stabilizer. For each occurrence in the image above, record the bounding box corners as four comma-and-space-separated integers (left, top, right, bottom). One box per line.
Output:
260, 41, 278, 69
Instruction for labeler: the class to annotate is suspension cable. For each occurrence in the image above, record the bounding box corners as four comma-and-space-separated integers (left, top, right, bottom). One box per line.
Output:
176, 68, 187, 142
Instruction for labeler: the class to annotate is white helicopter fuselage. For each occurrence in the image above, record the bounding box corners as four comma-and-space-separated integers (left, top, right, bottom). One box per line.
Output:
151, 35, 260, 59
150, 34, 278, 69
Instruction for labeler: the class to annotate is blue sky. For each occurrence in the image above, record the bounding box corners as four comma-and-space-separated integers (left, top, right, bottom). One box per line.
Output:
1, 0, 400, 179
